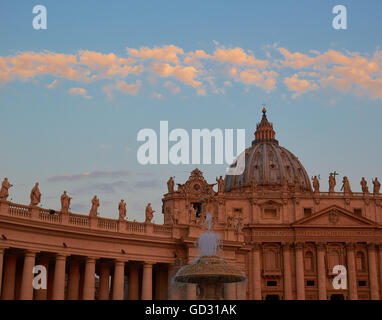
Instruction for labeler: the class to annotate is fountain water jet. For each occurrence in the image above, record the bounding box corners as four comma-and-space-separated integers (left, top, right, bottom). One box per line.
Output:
174, 213, 246, 299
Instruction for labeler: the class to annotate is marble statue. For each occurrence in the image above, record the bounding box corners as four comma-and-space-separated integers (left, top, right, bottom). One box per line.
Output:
30, 182, 41, 206
60, 191, 71, 214
329, 173, 336, 193
312, 176, 320, 193
145, 203, 155, 223
118, 199, 127, 221
373, 177, 381, 195
216, 176, 224, 193
341, 176, 352, 193
0, 178, 13, 201
360, 177, 369, 194
167, 177, 175, 193
89, 196, 99, 217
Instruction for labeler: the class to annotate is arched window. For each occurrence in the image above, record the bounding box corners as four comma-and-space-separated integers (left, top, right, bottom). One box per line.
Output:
356, 251, 365, 271
304, 251, 314, 272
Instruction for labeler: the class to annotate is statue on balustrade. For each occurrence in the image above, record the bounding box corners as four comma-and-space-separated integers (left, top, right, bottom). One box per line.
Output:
341, 176, 352, 193
167, 177, 175, 193
312, 176, 320, 193
145, 203, 155, 223
60, 191, 71, 214
216, 176, 224, 193
360, 177, 369, 194
89, 195, 99, 217
329, 173, 336, 193
30, 182, 41, 206
118, 199, 127, 221
0, 178, 13, 201
373, 177, 381, 195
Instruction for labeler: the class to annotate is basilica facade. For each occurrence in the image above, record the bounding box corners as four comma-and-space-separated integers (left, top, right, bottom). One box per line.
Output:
0, 109, 381, 300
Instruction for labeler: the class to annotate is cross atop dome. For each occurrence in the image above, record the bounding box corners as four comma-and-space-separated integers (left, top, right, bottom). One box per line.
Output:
253, 104, 277, 145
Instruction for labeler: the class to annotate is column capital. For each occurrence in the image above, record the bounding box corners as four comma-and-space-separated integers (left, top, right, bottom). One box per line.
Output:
143, 261, 155, 267
316, 242, 327, 250
251, 242, 262, 250
367, 243, 377, 251
345, 242, 356, 250
0, 246, 8, 253
85, 256, 97, 263
294, 242, 304, 250
24, 250, 38, 258
55, 253, 68, 260
114, 260, 127, 266
281, 242, 293, 249
375, 243, 382, 250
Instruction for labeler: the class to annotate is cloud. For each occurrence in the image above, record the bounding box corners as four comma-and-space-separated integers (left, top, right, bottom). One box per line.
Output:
68, 87, 92, 99
239, 69, 278, 92
71, 180, 131, 195
127, 45, 184, 64
47, 170, 133, 182
103, 80, 142, 99
151, 62, 201, 87
213, 47, 268, 68
163, 80, 180, 94
46, 79, 59, 89
284, 74, 318, 98
278, 47, 382, 99
1, 45, 381, 100
133, 179, 161, 189
151, 92, 165, 99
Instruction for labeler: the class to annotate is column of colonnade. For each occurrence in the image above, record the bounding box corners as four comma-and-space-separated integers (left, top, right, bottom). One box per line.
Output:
250, 242, 382, 300
0, 248, 172, 300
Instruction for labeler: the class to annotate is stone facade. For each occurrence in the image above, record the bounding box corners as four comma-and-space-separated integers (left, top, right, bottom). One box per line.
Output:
0, 109, 381, 300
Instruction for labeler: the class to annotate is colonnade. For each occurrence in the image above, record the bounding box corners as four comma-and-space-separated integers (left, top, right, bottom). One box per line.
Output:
250, 242, 382, 300
0, 247, 169, 300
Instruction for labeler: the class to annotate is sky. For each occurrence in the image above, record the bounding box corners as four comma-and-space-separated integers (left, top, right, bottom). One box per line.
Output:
0, 1, 381, 223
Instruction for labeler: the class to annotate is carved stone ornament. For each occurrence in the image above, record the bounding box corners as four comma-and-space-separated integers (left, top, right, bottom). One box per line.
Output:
329, 210, 339, 224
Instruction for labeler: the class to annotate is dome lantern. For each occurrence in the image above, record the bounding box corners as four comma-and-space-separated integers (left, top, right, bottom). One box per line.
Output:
252, 107, 278, 145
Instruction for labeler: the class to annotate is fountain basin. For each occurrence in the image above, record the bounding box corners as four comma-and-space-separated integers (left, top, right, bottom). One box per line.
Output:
174, 256, 245, 284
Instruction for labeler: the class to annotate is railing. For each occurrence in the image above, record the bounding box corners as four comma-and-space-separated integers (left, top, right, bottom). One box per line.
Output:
154, 224, 172, 234
97, 217, 118, 231
126, 221, 145, 233
2, 201, 173, 237
39, 209, 62, 223
69, 213, 89, 227
317, 191, 370, 197
8, 204, 31, 218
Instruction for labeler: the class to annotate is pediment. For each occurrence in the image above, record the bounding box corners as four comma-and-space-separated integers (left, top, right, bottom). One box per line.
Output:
293, 205, 378, 227
258, 200, 283, 207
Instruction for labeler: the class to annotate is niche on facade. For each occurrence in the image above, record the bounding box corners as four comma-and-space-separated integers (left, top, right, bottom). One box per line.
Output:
326, 244, 345, 274
355, 250, 367, 273
262, 244, 281, 276
303, 249, 316, 275
259, 200, 282, 220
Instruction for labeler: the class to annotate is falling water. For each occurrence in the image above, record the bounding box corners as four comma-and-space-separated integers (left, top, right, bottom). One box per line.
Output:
197, 213, 220, 257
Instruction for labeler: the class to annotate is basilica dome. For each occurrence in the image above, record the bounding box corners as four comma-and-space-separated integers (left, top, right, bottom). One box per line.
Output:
224, 108, 312, 192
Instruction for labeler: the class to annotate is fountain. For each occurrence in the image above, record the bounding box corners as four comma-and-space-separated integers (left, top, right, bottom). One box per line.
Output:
174, 213, 246, 299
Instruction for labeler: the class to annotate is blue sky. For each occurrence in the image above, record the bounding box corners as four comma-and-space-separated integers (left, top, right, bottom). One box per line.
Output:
0, 1, 381, 223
